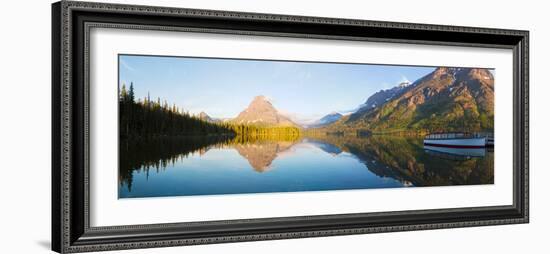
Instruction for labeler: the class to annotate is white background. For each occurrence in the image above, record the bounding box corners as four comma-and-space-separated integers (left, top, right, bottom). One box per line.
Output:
0, 0, 547, 253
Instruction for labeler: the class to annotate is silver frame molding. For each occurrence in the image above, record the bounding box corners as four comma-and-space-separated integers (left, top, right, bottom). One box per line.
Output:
52, 1, 529, 253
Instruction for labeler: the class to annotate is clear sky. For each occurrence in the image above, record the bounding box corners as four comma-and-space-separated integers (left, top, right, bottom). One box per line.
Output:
119, 55, 435, 125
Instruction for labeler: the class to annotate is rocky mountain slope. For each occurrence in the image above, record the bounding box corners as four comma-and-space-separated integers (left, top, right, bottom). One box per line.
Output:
329, 67, 494, 133
308, 112, 343, 128
232, 95, 298, 127
349, 81, 411, 121
198, 111, 219, 123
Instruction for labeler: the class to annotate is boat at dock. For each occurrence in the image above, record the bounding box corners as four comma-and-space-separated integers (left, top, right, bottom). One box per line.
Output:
423, 132, 490, 148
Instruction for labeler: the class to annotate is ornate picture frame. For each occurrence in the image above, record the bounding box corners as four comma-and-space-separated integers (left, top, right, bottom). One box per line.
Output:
52, 1, 529, 253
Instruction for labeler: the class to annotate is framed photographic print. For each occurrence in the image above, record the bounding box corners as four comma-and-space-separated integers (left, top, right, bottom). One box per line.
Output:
52, 1, 529, 253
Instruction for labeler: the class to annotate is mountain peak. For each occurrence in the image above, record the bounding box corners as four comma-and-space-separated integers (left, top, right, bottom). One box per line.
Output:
468, 68, 494, 81
351, 80, 413, 118
251, 95, 270, 103
398, 81, 411, 88
308, 112, 343, 128
198, 111, 219, 123
432, 67, 479, 80
253, 95, 268, 100
342, 67, 494, 132
232, 95, 297, 126
248, 95, 274, 108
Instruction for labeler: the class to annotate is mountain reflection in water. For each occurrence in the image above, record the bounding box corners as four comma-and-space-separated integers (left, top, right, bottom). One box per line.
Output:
119, 135, 493, 198
233, 141, 296, 172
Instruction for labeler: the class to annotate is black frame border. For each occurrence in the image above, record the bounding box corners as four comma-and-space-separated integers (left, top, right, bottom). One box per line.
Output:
52, 1, 529, 253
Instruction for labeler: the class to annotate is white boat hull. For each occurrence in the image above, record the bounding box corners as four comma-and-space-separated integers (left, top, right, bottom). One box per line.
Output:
423, 137, 486, 148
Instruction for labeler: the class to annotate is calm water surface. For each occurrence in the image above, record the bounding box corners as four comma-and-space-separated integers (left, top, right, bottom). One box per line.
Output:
119, 135, 493, 198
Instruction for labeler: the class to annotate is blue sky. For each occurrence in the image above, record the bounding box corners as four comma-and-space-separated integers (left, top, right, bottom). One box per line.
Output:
119, 55, 435, 124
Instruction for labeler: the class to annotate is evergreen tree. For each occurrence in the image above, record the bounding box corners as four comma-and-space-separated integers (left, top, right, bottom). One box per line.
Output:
129, 82, 135, 103
120, 83, 128, 102
119, 82, 301, 140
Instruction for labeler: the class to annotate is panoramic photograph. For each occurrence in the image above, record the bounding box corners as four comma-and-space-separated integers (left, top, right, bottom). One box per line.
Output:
118, 54, 495, 198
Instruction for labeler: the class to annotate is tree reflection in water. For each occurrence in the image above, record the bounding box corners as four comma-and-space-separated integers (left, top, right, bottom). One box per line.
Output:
119, 134, 493, 193
307, 135, 494, 187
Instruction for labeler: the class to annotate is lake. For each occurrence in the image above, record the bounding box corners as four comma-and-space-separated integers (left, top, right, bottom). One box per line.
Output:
118, 135, 494, 198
